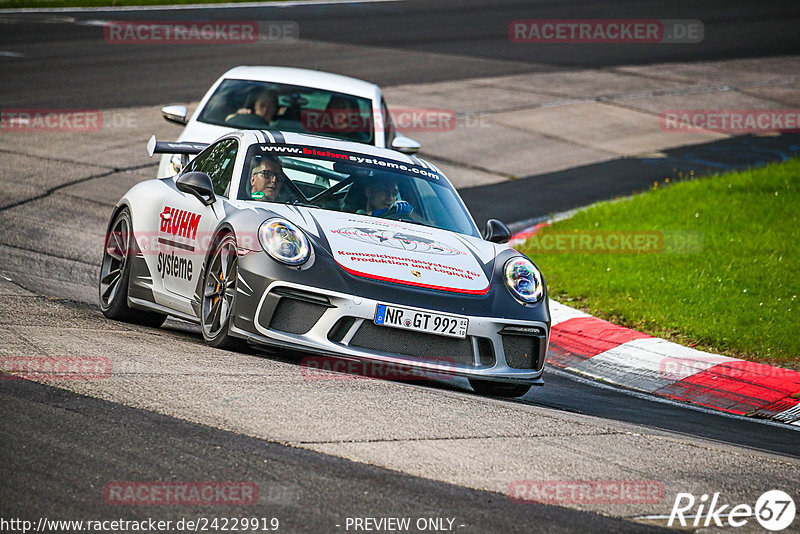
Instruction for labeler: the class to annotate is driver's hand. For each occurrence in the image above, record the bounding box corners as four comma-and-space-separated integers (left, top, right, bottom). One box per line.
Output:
394, 201, 413, 215
373, 201, 413, 217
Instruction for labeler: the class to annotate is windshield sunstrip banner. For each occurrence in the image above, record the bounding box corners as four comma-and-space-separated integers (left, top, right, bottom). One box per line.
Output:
253, 144, 442, 182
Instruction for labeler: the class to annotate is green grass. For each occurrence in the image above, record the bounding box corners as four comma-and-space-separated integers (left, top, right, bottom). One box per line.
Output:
0, 0, 281, 8
518, 159, 800, 368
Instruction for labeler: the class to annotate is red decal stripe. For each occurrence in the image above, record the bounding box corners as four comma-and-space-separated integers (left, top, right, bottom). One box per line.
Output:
337, 264, 490, 295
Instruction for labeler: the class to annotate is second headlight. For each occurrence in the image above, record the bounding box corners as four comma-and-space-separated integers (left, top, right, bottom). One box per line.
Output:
504, 257, 544, 303
259, 218, 310, 265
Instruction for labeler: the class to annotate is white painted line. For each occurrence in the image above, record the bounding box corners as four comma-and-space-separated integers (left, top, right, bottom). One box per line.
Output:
633, 513, 756, 522
0, 14, 75, 23
0, 0, 403, 14
773, 402, 800, 424
0, 51, 25, 57
509, 207, 582, 234
74, 19, 108, 26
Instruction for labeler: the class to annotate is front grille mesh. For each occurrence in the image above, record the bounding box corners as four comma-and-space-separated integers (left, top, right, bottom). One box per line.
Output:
349, 322, 474, 365
502, 335, 541, 370
268, 298, 328, 335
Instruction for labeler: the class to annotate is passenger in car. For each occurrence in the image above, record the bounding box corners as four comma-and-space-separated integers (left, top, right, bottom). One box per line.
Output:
226, 90, 279, 127
358, 176, 413, 216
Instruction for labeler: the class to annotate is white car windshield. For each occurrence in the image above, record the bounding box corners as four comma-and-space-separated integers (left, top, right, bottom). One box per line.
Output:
197, 79, 375, 145
239, 144, 480, 237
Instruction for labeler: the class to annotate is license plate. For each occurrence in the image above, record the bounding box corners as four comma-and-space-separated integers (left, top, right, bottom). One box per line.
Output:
374, 304, 468, 339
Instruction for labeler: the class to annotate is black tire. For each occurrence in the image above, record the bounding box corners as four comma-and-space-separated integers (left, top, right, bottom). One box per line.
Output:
99, 208, 167, 328
201, 232, 246, 350
469, 379, 532, 398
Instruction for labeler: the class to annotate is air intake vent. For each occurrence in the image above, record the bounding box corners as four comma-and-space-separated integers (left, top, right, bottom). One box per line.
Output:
267, 298, 329, 335
502, 334, 542, 370
349, 322, 474, 365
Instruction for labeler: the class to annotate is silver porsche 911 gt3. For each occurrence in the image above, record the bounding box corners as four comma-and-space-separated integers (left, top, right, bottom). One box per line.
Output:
99, 129, 550, 397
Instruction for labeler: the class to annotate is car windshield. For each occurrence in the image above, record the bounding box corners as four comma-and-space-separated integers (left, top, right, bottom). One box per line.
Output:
239, 144, 480, 237
197, 79, 375, 145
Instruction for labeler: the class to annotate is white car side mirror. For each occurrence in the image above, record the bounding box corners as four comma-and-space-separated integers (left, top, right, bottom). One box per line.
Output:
161, 105, 189, 125
391, 135, 421, 154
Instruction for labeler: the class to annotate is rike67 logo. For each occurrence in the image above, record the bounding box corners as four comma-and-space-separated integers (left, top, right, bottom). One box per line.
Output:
669, 490, 795, 531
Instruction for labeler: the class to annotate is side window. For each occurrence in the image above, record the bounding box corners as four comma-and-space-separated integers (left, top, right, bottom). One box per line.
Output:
183, 139, 239, 196
381, 98, 396, 148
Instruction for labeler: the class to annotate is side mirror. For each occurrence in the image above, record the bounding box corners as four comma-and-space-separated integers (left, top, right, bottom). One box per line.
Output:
176, 172, 215, 206
391, 135, 421, 154
161, 105, 188, 125
483, 219, 511, 244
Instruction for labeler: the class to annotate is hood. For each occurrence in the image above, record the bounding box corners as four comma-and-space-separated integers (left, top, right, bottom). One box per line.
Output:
268, 206, 493, 295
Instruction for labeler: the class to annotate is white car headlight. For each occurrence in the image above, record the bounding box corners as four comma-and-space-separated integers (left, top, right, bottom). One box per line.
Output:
504, 257, 544, 303
259, 219, 310, 265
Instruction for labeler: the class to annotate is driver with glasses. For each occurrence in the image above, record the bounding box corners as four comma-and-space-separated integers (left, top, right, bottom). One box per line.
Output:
249, 155, 296, 202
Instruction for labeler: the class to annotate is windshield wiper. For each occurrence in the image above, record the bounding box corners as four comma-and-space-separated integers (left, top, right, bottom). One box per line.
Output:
389, 216, 435, 230
291, 201, 319, 209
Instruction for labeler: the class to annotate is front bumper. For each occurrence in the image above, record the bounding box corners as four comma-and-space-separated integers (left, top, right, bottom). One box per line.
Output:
231, 277, 550, 385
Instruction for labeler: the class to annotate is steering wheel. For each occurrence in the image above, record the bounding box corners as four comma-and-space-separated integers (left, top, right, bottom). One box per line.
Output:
380, 201, 423, 223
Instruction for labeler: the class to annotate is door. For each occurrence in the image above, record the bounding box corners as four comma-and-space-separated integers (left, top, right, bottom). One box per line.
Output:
157, 138, 239, 300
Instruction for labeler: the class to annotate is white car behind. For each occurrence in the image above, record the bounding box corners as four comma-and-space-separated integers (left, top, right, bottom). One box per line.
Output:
158, 66, 421, 177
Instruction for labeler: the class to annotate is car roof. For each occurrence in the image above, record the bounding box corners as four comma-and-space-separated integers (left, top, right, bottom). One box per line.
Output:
228, 129, 442, 172
219, 66, 380, 99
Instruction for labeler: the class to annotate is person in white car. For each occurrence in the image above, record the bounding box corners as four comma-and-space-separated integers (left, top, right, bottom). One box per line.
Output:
226, 90, 279, 128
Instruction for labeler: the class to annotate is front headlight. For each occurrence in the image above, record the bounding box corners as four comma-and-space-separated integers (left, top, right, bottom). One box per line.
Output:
504, 257, 544, 303
258, 219, 310, 265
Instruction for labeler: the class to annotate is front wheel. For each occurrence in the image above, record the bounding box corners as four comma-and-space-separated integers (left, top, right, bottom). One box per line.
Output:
201, 233, 246, 350
469, 379, 532, 398
99, 208, 167, 327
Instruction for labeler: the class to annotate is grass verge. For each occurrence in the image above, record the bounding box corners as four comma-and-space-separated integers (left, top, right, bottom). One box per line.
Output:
518, 158, 800, 368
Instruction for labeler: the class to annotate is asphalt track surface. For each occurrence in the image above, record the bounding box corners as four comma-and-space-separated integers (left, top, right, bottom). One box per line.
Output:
1, 375, 669, 534
0, 0, 799, 108
2, 1, 800, 532
467, 132, 800, 229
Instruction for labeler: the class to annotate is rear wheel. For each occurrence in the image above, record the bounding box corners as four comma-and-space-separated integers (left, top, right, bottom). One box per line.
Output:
469, 379, 532, 398
99, 208, 167, 327
201, 233, 246, 350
